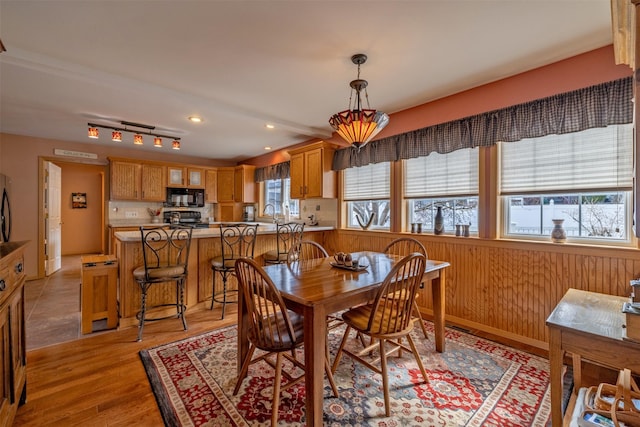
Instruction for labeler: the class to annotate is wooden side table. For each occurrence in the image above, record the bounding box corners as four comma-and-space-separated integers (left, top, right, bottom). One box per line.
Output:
546, 288, 640, 426
81, 254, 118, 334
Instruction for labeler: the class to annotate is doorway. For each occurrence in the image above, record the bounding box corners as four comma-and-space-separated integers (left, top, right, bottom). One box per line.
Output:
38, 158, 107, 276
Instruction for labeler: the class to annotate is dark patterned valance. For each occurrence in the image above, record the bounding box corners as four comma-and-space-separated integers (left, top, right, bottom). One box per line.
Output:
254, 161, 290, 182
332, 77, 633, 170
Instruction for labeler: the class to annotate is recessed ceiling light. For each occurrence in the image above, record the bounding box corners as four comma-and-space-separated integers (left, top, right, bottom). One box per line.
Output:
188, 116, 202, 123
264, 146, 272, 150
265, 124, 275, 129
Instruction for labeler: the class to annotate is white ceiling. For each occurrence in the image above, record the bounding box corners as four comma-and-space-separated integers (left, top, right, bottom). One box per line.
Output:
0, 1, 613, 162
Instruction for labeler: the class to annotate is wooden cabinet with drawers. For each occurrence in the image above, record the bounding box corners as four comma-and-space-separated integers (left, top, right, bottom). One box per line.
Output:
0, 241, 27, 427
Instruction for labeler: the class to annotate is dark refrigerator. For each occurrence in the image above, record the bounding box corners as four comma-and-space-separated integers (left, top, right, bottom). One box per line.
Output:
0, 174, 11, 242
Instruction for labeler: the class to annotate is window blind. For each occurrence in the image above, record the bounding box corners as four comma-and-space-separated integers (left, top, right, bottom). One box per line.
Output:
404, 148, 478, 198
500, 124, 633, 195
343, 162, 390, 200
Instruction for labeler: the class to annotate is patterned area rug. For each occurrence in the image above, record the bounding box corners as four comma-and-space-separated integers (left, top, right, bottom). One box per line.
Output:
140, 321, 556, 426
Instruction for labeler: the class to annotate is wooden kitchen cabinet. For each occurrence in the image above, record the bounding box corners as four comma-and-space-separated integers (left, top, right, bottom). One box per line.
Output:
110, 160, 141, 200
288, 141, 336, 199
204, 169, 217, 203
234, 164, 255, 203
0, 242, 27, 427
140, 163, 165, 201
217, 168, 235, 202
110, 159, 165, 201
187, 168, 204, 188
167, 166, 186, 187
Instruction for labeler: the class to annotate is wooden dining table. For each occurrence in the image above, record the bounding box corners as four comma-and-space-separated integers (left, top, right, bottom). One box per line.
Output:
236, 251, 450, 426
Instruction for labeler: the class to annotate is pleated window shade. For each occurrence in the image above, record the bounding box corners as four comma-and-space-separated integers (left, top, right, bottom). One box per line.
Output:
500, 124, 633, 195
343, 162, 390, 200
404, 148, 479, 198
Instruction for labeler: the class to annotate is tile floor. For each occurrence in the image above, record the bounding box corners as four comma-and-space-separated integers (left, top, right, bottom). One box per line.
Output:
24, 255, 111, 350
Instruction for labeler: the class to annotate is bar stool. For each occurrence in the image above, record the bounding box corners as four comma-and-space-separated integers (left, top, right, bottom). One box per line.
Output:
210, 223, 259, 319
133, 225, 193, 341
264, 222, 304, 264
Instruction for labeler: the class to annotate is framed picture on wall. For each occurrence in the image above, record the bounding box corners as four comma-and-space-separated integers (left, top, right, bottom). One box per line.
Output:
72, 192, 87, 209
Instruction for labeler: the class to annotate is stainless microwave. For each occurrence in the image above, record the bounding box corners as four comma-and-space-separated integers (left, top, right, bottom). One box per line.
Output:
166, 187, 205, 207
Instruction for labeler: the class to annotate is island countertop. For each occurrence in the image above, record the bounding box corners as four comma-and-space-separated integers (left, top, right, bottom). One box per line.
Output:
114, 223, 334, 241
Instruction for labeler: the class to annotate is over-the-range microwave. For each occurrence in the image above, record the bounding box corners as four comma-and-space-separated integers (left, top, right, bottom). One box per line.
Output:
165, 187, 205, 207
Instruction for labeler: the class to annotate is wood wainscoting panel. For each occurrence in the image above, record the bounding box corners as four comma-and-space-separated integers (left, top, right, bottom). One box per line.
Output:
333, 230, 640, 350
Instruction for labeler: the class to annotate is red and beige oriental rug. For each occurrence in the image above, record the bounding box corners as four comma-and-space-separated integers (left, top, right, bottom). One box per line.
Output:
140, 321, 559, 426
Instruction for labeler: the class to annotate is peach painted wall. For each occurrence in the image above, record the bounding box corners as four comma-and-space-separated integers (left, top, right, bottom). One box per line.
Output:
59, 162, 105, 255
245, 45, 632, 168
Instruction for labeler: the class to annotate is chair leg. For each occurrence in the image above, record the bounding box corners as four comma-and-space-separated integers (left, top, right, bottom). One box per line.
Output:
413, 299, 429, 339
233, 344, 256, 395
178, 279, 187, 331
331, 325, 352, 374
210, 268, 217, 310
271, 352, 283, 427
137, 282, 148, 342
406, 334, 429, 384
379, 338, 391, 417
325, 357, 339, 398
220, 272, 228, 320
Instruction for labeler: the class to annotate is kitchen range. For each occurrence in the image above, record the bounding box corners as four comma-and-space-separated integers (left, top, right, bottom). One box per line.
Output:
162, 210, 210, 228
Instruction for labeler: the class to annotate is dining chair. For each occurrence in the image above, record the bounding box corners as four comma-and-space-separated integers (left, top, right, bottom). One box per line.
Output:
286, 240, 345, 331
233, 258, 338, 426
331, 252, 429, 417
264, 222, 305, 264
286, 239, 328, 263
383, 237, 430, 339
133, 224, 193, 341
210, 223, 259, 319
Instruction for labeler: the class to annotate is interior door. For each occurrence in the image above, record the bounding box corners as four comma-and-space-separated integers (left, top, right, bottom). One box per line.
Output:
45, 162, 62, 276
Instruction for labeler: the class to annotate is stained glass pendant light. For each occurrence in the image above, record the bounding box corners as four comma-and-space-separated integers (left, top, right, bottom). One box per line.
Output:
329, 54, 389, 150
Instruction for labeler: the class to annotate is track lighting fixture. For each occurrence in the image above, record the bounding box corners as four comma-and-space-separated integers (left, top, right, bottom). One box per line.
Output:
86, 120, 181, 149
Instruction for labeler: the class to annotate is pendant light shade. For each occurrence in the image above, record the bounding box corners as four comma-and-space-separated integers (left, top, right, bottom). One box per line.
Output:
172, 140, 180, 150
153, 137, 162, 148
133, 134, 143, 145
329, 54, 389, 150
88, 127, 99, 139
111, 131, 122, 142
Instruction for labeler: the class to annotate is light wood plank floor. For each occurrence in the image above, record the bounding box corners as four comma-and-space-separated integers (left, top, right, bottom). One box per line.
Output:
15, 305, 236, 426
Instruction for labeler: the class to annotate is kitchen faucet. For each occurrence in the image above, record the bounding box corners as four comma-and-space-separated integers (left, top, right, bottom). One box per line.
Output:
263, 204, 276, 223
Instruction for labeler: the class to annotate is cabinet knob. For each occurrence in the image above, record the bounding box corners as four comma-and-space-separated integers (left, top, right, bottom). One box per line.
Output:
0, 279, 5, 291
15, 263, 23, 274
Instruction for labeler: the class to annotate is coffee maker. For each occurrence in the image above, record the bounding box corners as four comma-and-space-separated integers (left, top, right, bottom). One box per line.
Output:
243, 205, 255, 221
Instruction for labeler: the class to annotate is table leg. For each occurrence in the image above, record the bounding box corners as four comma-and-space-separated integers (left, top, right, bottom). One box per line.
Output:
548, 327, 564, 427
432, 270, 446, 353
303, 305, 326, 427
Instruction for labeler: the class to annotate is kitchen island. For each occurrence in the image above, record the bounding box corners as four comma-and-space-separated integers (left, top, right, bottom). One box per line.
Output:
113, 224, 333, 328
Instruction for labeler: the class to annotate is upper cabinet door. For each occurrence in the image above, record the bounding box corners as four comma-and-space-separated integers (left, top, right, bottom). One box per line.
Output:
110, 161, 141, 200
187, 168, 204, 188
140, 164, 166, 201
167, 166, 186, 187
204, 169, 217, 203
217, 168, 235, 202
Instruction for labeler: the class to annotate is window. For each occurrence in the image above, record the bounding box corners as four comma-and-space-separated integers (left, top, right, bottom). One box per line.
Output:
404, 148, 478, 234
262, 178, 299, 218
500, 124, 633, 243
343, 162, 390, 230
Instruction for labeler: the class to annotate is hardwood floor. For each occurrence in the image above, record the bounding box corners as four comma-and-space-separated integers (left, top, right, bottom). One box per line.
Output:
15, 301, 236, 426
